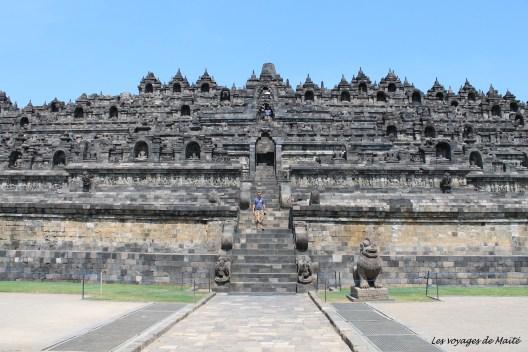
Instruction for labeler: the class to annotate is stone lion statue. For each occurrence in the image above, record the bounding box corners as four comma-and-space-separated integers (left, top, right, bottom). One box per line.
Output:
296, 255, 313, 284
353, 238, 383, 288
214, 256, 231, 284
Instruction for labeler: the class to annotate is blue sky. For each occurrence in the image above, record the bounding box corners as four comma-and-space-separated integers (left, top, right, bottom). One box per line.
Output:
1, 0, 527, 105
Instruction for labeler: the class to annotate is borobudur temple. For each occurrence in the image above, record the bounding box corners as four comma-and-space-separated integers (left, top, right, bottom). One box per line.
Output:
0, 63, 527, 293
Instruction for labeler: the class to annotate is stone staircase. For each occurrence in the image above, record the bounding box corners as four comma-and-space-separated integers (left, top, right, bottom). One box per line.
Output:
228, 165, 298, 294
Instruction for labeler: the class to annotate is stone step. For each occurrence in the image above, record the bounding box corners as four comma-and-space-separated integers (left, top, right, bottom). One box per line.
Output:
233, 248, 294, 256
230, 263, 297, 273
228, 282, 297, 293
238, 216, 288, 222
238, 219, 287, 224
232, 254, 296, 264
212, 284, 230, 293
239, 213, 287, 219
236, 242, 294, 250
241, 233, 293, 240
230, 272, 298, 283
238, 213, 288, 219
296, 282, 316, 293
238, 224, 290, 231
238, 222, 289, 228
248, 228, 292, 235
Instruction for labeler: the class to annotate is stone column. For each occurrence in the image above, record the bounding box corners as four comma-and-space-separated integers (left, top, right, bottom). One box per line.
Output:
275, 144, 282, 177
249, 143, 256, 177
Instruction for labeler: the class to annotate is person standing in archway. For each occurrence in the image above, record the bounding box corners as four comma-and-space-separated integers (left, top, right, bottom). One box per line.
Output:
252, 191, 266, 230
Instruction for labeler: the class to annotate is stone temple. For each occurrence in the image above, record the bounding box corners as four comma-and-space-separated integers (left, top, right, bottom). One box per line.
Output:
0, 63, 527, 293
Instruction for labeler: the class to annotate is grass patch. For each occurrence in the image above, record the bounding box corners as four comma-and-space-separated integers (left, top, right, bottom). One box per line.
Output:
317, 286, 528, 303
0, 280, 205, 303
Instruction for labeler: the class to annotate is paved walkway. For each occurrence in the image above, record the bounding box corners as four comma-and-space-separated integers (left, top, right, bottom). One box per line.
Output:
333, 302, 441, 352
145, 294, 351, 352
371, 297, 528, 352
49, 303, 186, 352
0, 293, 143, 352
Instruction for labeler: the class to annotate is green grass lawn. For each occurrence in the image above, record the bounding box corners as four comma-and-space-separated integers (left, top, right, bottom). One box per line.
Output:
0, 280, 206, 303
317, 286, 528, 303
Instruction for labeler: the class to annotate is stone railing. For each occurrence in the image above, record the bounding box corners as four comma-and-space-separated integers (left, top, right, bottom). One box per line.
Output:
289, 165, 470, 189
0, 170, 68, 193
66, 162, 242, 191
467, 173, 528, 192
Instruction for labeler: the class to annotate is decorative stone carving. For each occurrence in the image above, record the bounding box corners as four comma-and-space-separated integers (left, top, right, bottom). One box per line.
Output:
208, 190, 219, 203
309, 190, 320, 205
239, 182, 251, 210
279, 182, 292, 208
296, 255, 313, 284
440, 172, 452, 193
214, 256, 231, 284
295, 232, 308, 252
81, 172, 92, 192
353, 238, 383, 289
221, 233, 233, 252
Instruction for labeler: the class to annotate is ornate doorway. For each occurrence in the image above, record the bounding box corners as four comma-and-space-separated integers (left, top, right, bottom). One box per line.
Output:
255, 135, 275, 167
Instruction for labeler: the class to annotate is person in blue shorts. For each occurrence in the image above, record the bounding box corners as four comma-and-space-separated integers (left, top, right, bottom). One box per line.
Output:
252, 191, 266, 230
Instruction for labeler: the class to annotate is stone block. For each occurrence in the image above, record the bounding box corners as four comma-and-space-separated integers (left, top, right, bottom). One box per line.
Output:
347, 287, 390, 301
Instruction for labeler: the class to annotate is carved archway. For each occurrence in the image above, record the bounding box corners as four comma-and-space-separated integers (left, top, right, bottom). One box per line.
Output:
256, 135, 275, 167
109, 106, 118, 118
20, 116, 29, 128
515, 114, 524, 126
436, 142, 451, 160
52, 150, 66, 169
463, 125, 474, 139
358, 82, 367, 93
469, 151, 483, 169
220, 89, 230, 101
185, 141, 201, 160
386, 125, 398, 140
412, 91, 422, 104
491, 105, 501, 117
173, 83, 181, 93
50, 102, 60, 112
74, 107, 84, 118
134, 141, 149, 160
181, 105, 191, 116
145, 83, 153, 93
424, 126, 436, 138
8, 151, 22, 168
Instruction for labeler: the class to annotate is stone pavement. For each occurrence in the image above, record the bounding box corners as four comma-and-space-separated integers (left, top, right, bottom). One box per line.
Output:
332, 302, 441, 352
371, 297, 528, 352
49, 303, 186, 352
144, 294, 351, 352
0, 293, 143, 352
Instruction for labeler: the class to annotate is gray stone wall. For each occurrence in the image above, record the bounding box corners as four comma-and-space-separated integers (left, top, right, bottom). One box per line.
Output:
0, 249, 217, 288
311, 254, 528, 287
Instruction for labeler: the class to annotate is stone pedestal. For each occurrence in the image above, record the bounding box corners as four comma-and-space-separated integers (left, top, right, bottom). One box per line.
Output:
347, 287, 390, 302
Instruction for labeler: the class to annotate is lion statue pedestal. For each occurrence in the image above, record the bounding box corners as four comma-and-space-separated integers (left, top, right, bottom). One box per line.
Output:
347, 238, 390, 302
